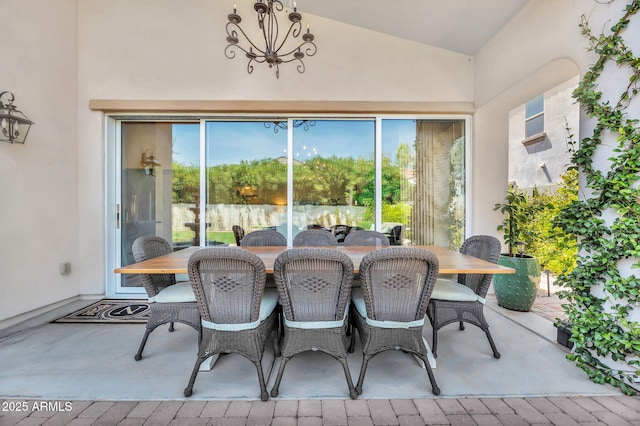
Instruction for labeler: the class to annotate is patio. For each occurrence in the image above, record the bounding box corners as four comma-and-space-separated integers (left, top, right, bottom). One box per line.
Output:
0, 295, 620, 402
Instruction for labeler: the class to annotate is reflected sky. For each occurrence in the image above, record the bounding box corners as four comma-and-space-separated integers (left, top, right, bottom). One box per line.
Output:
171, 119, 419, 166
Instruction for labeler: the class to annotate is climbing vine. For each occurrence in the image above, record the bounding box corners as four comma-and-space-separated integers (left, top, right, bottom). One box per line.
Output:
555, 0, 640, 394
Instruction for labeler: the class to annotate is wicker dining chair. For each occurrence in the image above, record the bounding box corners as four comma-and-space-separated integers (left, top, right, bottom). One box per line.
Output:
232, 225, 245, 246
241, 229, 287, 246
131, 236, 201, 361
426, 235, 502, 359
330, 224, 351, 244
292, 229, 338, 246
351, 247, 441, 395
270, 248, 358, 399
183, 247, 280, 400
343, 230, 390, 247
388, 225, 403, 245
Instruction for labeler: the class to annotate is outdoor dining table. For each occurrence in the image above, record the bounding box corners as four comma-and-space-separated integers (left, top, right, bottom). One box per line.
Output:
114, 245, 514, 371
114, 245, 516, 275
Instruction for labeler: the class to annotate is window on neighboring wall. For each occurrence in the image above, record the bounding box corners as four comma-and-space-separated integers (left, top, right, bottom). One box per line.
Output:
525, 94, 544, 138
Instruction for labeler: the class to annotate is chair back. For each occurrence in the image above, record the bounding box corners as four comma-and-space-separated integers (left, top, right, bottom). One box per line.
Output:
273, 248, 353, 322
388, 225, 403, 245
458, 235, 501, 298
344, 230, 390, 247
359, 247, 439, 322
188, 247, 266, 324
132, 236, 176, 297
293, 229, 338, 246
330, 224, 351, 244
241, 229, 287, 246
232, 225, 245, 246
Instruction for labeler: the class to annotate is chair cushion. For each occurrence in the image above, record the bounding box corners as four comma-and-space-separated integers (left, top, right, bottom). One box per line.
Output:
430, 278, 484, 303
201, 289, 279, 331
351, 289, 425, 329
149, 281, 196, 303
283, 308, 348, 330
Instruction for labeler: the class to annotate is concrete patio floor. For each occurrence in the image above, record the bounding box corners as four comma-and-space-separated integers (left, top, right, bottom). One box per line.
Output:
4, 295, 640, 425
0, 296, 622, 402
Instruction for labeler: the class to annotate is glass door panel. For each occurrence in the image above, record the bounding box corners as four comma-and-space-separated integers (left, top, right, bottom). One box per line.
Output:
119, 122, 199, 289
292, 119, 375, 243
381, 119, 465, 248
205, 121, 288, 245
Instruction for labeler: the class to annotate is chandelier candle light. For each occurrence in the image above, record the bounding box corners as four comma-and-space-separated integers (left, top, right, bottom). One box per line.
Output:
225, 0, 317, 78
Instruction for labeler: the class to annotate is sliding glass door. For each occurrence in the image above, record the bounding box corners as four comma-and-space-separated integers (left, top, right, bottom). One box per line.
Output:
109, 116, 467, 297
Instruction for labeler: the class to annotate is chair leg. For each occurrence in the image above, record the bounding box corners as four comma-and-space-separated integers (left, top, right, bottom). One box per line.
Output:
429, 305, 439, 359
416, 353, 441, 395
169, 322, 175, 332
459, 321, 465, 330
355, 353, 373, 395
134, 328, 153, 361
338, 357, 358, 399
183, 355, 207, 397
431, 326, 438, 359
270, 357, 290, 397
273, 328, 281, 358
253, 360, 270, 401
348, 311, 356, 353
484, 328, 501, 359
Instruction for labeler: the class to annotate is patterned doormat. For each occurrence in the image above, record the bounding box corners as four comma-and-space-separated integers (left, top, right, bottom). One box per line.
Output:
53, 299, 150, 323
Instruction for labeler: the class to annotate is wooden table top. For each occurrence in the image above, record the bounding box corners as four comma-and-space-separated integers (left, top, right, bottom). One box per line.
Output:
114, 245, 515, 275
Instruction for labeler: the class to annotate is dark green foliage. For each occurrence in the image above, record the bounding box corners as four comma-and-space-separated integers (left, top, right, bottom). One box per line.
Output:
555, 0, 640, 395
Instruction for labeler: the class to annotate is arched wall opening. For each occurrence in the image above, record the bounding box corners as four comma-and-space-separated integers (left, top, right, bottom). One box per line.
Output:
470, 58, 580, 238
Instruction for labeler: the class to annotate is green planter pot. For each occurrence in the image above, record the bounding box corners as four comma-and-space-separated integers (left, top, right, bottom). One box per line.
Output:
493, 254, 540, 312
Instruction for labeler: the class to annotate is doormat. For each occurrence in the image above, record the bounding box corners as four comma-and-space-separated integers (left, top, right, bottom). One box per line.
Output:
53, 299, 150, 323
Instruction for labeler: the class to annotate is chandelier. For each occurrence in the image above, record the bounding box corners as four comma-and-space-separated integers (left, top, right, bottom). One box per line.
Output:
225, 1, 317, 78
264, 119, 316, 133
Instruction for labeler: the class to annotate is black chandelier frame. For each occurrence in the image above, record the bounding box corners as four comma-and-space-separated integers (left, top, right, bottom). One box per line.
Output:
225, 0, 317, 78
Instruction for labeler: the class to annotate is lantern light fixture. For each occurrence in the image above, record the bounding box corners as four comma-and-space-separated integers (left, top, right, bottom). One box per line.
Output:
0, 91, 34, 144
141, 149, 162, 176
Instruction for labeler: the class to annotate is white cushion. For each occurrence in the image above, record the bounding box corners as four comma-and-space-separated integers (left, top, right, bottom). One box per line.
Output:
201, 289, 279, 331
284, 308, 348, 330
430, 278, 484, 303
351, 288, 425, 329
149, 281, 196, 303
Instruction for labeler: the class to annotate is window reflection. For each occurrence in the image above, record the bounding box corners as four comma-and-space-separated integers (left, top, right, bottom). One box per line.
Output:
205, 121, 288, 244
292, 120, 375, 241
381, 119, 465, 249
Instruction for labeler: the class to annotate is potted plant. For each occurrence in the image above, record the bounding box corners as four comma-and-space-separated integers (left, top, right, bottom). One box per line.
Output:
492, 185, 543, 311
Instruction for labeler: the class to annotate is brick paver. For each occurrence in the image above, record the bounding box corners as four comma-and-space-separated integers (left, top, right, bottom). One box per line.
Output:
4, 397, 640, 425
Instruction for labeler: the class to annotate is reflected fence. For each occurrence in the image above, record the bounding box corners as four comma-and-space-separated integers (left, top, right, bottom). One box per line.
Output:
172, 204, 368, 234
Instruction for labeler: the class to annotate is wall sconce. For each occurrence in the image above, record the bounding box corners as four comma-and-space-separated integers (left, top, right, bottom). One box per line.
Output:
141, 149, 161, 176
0, 91, 34, 144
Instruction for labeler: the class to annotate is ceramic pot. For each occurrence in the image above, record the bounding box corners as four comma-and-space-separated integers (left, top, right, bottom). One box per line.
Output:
493, 254, 540, 311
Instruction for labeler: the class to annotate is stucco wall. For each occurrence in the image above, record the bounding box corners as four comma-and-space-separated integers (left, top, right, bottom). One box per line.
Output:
471, 0, 585, 237
75, 1, 476, 302
0, 0, 79, 324
508, 76, 580, 191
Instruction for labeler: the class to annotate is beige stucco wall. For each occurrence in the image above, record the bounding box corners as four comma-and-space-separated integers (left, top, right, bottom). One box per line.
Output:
75, 0, 476, 303
0, 0, 80, 324
471, 0, 585, 237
